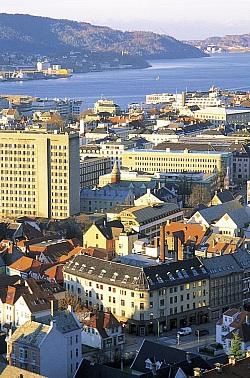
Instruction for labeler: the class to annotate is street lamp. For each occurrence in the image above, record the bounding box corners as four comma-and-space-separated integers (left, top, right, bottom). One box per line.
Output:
197, 329, 200, 351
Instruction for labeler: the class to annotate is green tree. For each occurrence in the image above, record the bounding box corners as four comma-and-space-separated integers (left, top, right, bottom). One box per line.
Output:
230, 331, 242, 359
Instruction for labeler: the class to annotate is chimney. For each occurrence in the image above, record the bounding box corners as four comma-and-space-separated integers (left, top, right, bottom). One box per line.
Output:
193, 367, 202, 377
177, 237, 184, 261
160, 225, 165, 263
50, 299, 58, 317
229, 355, 236, 365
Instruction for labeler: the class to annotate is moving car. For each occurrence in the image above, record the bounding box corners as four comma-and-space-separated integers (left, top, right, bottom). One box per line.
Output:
177, 327, 192, 336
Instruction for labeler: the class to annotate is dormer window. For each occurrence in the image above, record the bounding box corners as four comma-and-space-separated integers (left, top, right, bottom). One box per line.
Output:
110, 272, 118, 281
99, 269, 106, 278
122, 275, 130, 284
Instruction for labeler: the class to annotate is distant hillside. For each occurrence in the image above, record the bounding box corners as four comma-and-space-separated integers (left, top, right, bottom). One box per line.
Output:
0, 13, 206, 59
189, 33, 250, 52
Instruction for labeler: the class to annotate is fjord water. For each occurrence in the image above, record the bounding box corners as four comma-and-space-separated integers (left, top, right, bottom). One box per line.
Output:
0, 53, 250, 108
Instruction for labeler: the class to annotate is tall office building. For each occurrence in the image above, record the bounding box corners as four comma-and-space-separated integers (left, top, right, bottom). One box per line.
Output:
0, 131, 80, 219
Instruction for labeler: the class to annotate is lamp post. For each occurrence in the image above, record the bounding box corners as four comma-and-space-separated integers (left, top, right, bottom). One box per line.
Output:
197, 329, 200, 351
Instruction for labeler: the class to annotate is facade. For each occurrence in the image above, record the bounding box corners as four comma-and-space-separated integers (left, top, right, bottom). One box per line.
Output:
94, 99, 121, 116
202, 255, 243, 321
0, 131, 80, 219
213, 207, 250, 237
216, 309, 250, 354
83, 220, 124, 253
118, 203, 183, 239
80, 157, 112, 189
64, 255, 209, 336
7, 309, 82, 378
78, 310, 125, 351
122, 149, 232, 178
80, 186, 134, 213
194, 107, 250, 125
0, 284, 51, 331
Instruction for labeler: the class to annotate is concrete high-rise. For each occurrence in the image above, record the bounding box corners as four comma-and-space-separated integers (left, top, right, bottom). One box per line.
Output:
0, 131, 80, 219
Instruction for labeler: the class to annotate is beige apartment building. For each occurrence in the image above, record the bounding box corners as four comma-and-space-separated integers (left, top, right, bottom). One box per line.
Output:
0, 131, 80, 220
64, 255, 209, 336
122, 149, 232, 177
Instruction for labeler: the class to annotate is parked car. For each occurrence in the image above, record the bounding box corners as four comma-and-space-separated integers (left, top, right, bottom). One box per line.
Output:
177, 327, 192, 336
195, 329, 209, 336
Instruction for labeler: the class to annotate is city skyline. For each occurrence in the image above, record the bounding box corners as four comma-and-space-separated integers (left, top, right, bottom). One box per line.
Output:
1, 0, 250, 39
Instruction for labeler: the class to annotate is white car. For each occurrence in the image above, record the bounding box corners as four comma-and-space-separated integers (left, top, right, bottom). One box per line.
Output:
177, 327, 192, 336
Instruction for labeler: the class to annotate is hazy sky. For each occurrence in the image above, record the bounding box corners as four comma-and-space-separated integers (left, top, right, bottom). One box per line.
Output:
1, 0, 250, 39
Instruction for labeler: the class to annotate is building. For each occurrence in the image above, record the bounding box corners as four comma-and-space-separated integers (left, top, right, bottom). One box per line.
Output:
194, 107, 250, 125
6, 307, 82, 378
232, 249, 250, 310
83, 220, 124, 253
188, 199, 243, 228
213, 207, 250, 237
121, 148, 232, 178
80, 186, 134, 213
210, 189, 235, 206
162, 222, 209, 261
201, 255, 243, 321
118, 203, 183, 239
94, 99, 121, 116
216, 309, 250, 354
80, 157, 112, 188
77, 310, 125, 351
130, 340, 211, 377
0, 131, 80, 219
64, 255, 209, 335
0, 280, 52, 331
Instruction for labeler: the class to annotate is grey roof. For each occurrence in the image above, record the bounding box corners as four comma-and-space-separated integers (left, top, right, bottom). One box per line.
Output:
95, 220, 124, 240
232, 249, 250, 270
130, 340, 211, 374
64, 254, 147, 290
226, 207, 250, 228
215, 190, 235, 203
127, 203, 180, 224
201, 255, 242, 278
108, 180, 158, 198
64, 255, 208, 290
38, 309, 81, 333
195, 200, 242, 224
80, 187, 133, 201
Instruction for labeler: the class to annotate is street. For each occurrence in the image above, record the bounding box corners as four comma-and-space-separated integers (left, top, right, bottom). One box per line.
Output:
124, 322, 216, 357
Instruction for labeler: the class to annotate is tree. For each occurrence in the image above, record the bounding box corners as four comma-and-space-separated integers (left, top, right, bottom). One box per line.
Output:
188, 184, 211, 207
230, 331, 243, 359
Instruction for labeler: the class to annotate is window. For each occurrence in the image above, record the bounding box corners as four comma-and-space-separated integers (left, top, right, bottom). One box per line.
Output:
121, 300, 125, 306
140, 303, 144, 310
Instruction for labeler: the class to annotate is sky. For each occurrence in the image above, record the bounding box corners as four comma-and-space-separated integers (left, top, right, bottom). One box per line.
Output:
1, 0, 250, 40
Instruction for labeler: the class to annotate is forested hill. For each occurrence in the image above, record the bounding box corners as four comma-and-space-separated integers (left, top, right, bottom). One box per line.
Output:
0, 13, 206, 59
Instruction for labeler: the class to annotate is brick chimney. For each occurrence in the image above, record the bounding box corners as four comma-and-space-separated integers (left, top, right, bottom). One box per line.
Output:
176, 237, 184, 261
160, 225, 165, 263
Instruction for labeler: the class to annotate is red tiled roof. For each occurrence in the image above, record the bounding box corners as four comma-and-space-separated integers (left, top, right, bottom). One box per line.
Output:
9, 256, 42, 272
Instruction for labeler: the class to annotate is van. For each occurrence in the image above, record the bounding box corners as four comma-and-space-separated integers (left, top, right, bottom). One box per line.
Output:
177, 327, 192, 336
